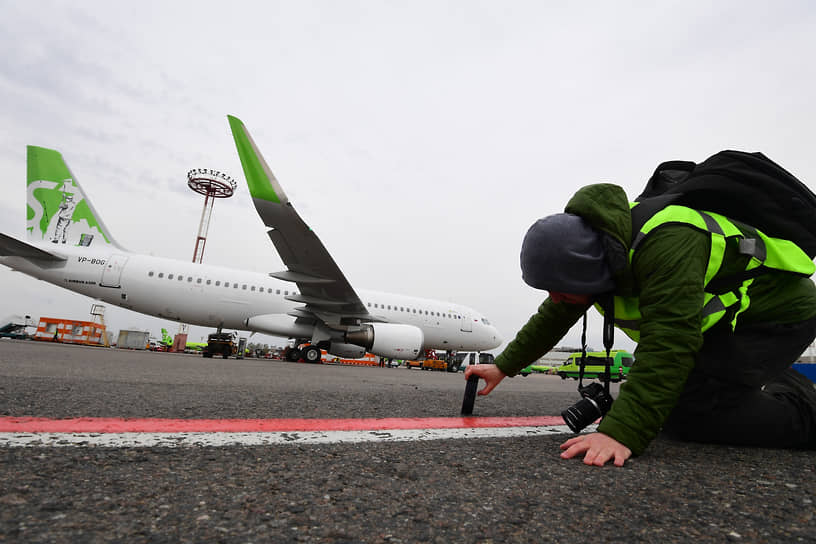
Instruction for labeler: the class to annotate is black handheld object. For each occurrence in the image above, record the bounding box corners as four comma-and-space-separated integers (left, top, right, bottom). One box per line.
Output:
461, 374, 479, 415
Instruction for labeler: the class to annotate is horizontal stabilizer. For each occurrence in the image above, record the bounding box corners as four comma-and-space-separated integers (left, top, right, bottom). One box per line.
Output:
0, 232, 67, 261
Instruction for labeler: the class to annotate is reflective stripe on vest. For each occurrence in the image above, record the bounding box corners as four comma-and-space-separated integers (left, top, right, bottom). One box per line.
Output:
604, 205, 815, 342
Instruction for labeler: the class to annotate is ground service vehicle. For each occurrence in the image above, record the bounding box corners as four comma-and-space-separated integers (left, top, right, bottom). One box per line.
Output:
203, 332, 235, 359
519, 364, 556, 376
421, 358, 447, 371
557, 351, 634, 381
452, 352, 495, 372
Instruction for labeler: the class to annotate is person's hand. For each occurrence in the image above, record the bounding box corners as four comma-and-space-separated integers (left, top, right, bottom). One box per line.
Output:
464, 364, 506, 396
559, 432, 631, 467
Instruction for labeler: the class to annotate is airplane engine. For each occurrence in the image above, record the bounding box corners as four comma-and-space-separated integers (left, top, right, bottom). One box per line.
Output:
345, 323, 423, 360
326, 342, 367, 359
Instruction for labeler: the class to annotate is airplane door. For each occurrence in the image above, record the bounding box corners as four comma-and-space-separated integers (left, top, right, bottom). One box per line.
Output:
460, 312, 472, 332
100, 255, 128, 288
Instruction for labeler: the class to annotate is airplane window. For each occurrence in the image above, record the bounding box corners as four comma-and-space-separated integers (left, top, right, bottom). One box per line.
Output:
206, 279, 211, 285
259, 287, 263, 292
215, 281, 221, 286
187, 277, 193, 282
178, 275, 184, 281
196, 278, 202, 284
285, 291, 289, 296
388, 305, 392, 310
233, 284, 238, 289
225, 282, 229, 287
276, 289, 281, 295
148, 271, 154, 277
158, 273, 164, 278
242, 284, 247, 290
168, 274, 174, 280
413, 309, 417, 313
251, 286, 256, 291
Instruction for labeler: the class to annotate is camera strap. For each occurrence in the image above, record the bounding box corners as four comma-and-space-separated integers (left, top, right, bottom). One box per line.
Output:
577, 313, 588, 389
600, 294, 615, 398
577, 294, 616, 396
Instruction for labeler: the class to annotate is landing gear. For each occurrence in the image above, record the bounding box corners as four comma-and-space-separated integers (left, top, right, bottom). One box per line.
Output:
303, 346, 322, 364
286, 347, 301, 362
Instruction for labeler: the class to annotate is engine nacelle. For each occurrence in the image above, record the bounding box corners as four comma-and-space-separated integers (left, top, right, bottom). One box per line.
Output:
326, 342, 367, 359
345, 323, 424, 360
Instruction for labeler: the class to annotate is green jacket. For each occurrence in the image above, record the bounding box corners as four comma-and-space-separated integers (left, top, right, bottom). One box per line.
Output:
495, 183, 816, 455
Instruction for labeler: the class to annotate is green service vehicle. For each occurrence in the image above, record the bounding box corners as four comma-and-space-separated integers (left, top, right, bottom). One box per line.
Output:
557, 350, 634, 382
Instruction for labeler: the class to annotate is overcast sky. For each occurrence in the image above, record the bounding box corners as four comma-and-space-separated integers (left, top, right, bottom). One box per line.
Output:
1, 1, 815, 353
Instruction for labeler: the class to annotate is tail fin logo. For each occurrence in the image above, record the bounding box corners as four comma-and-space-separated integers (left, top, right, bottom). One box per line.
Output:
26, 146, 115, 248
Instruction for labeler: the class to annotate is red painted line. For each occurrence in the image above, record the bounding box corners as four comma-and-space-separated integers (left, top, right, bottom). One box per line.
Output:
0, 416, 564, 434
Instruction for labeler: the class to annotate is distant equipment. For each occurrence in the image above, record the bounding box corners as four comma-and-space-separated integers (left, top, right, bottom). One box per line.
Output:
90, 304, 110, 347
117, 330, 150, 350
187, 168, 237, 264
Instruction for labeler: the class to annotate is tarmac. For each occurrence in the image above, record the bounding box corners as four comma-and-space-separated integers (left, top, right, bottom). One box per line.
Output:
0, 339, 814, 543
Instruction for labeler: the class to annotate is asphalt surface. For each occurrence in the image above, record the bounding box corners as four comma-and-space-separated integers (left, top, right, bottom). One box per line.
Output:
0, 340, 814, 543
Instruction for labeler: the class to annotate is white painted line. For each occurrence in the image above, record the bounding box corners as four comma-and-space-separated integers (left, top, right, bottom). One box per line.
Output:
0, 424, 594, 447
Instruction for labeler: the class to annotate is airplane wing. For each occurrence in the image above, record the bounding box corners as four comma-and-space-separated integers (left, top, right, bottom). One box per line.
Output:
0, 232, 67, 262
227, 115, 371, 327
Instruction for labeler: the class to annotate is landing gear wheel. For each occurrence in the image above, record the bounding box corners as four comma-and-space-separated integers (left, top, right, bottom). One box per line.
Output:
287, 348, 301, 362
303, 346, 321, 364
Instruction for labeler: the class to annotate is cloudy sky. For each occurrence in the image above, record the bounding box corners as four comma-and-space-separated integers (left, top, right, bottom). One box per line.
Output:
1, 1, 815, 352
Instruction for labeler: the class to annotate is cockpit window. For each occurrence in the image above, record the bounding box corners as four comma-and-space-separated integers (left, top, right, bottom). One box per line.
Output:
481, 318, 491, 326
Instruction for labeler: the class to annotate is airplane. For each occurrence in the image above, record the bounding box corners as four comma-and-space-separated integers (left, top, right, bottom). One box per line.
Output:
158, 328, 206, 351
0, 116, 502, 363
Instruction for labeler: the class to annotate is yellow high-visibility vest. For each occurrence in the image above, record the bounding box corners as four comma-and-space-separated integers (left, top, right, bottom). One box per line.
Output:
603, 204, 815, 341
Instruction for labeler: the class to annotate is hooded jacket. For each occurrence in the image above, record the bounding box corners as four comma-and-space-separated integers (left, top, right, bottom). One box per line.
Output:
495, 183, 816, 455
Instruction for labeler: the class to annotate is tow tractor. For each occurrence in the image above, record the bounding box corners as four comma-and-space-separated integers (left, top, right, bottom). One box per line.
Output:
202, 331, 237, 359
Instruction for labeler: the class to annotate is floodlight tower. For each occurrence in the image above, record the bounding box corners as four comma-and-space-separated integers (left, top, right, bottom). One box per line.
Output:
187, 169, 237, 264
173, 169, 237, 349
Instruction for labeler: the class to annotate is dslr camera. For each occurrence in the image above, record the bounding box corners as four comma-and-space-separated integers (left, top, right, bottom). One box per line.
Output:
561, 382, 613, 433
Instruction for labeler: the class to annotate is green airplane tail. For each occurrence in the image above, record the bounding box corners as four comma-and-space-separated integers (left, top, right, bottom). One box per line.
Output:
26, 145, 120, 248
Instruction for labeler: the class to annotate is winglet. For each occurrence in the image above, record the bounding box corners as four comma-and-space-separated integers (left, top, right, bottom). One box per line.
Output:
227, 115, 287, 204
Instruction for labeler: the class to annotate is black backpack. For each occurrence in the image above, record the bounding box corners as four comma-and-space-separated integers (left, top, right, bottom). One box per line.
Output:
631, 150, 816, 258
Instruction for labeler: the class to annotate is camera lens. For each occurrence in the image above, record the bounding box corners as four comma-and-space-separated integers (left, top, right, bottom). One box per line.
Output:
561, 397, 603, 434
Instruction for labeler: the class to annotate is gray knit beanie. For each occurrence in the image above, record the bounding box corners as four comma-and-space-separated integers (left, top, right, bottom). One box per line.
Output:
520, 213, 615, 294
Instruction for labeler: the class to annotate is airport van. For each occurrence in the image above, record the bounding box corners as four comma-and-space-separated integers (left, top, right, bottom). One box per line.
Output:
557, 350, 634, 382
454, 352, 495, 372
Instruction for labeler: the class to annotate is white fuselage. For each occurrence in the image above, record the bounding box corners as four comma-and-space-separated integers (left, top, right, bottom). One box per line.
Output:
0, 245, 502, 351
